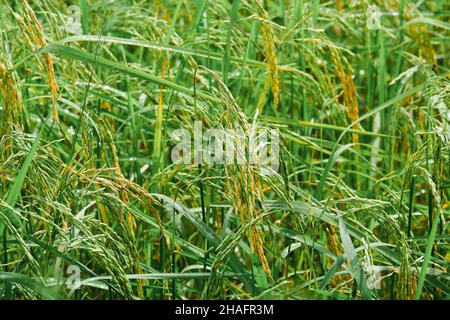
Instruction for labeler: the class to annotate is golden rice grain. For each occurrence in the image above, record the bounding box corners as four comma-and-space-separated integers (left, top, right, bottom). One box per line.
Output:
13, 1, 60, 122
256, 1, 279, 112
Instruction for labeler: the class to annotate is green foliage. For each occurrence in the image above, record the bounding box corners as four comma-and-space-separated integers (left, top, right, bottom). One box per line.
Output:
0, 0, 448, 300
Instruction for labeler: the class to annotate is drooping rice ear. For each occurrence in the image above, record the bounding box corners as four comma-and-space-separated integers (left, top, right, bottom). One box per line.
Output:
0, 36, 24, 161
331, 48, 360, 144
12, 0, 60, 122
256, 0, 279, 112
0, 61, 23, 133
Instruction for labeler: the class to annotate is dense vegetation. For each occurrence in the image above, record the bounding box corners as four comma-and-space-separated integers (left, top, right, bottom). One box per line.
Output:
0, 0, 449, 300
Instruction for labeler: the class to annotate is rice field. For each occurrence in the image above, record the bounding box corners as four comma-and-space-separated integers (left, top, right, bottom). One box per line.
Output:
0, 0, 449, 300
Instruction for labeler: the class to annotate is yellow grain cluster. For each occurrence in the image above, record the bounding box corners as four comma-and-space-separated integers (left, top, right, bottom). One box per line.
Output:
389, 1, 438, 72
227, 168, 271, 274
325, 225, 344, 286
210, 68, 272, 275
256, 1, 279, 112
0, 58, 23, 189
12, 0, 59, 122
406, 24, 437, 72
397, 249, 417, 299
0, 61, 23, 132
331, 48, 359, 144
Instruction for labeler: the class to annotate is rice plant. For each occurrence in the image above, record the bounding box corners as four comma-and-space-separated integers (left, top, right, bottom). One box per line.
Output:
0, 0, 449, 300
